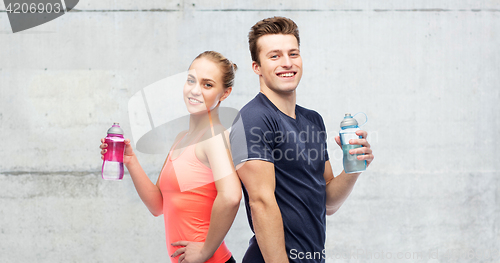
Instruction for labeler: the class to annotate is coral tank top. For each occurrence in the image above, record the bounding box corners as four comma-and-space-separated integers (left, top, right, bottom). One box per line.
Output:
159, 130, 231, 263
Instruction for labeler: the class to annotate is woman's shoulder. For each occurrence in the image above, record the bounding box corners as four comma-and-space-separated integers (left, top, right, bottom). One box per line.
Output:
175, 130, 189, 142
168, 130, 189, 150
199, 124, 230, 150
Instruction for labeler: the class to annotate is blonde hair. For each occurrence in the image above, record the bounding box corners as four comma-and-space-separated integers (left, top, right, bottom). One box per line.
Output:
193, 51, 238, 89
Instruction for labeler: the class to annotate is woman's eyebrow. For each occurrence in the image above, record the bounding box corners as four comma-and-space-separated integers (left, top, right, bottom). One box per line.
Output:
201, 78, 216, 84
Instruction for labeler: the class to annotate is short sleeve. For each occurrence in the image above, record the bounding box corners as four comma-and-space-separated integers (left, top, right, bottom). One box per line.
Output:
316, 112, 330, 162
230, 110, 278, 167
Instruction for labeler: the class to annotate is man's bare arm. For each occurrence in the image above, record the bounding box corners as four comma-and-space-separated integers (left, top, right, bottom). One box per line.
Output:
236, 160, 289, 262
324, 160, 360, 215
325, 130, 374, 215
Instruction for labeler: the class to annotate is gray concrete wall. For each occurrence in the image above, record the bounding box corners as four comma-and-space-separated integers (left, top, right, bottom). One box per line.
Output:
1, 1, 499, 262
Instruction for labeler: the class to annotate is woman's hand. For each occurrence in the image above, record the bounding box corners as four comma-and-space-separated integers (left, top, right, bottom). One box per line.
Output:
99, 138, 136, 165
171, 241, 210, 263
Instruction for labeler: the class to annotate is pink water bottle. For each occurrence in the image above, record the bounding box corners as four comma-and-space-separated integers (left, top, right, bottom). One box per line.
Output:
102, 123, 125, 180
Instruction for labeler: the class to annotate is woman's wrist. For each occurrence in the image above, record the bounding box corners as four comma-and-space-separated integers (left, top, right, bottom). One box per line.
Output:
124, 154, 138, 168
200, 245, 215, 262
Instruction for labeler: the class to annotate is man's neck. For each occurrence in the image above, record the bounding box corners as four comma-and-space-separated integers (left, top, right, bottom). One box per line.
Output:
260, 84, 297, 119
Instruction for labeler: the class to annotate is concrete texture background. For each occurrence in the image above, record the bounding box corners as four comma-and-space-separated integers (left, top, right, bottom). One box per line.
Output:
1, 0, 499, 262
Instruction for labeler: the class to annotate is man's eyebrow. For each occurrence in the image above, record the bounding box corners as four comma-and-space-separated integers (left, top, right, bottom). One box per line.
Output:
188, 74, 196, 78
266, 49, 300, 56
266, 49, 282, 56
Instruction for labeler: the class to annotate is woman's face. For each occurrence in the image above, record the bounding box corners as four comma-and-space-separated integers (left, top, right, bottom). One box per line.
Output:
183, 57, 230, 114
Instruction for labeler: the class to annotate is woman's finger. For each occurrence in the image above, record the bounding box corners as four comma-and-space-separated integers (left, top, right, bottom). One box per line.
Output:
171, 241, 189, 247
171, 247, 186, 258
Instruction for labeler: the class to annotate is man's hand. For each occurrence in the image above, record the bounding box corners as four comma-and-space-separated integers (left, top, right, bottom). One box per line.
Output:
171, 241, 209, 263
334, 130, 374, 167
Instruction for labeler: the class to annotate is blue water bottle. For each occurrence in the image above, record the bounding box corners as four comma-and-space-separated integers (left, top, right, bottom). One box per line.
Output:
340, 113, 366, 174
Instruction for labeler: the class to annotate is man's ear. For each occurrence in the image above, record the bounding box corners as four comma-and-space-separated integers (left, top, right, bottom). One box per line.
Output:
252, 61, 262, 76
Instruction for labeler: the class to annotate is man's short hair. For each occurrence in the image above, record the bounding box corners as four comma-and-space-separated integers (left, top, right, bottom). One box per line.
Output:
248, 16, 300, 65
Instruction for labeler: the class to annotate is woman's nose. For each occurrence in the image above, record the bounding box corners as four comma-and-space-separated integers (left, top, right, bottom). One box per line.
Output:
190, 83, 202, 95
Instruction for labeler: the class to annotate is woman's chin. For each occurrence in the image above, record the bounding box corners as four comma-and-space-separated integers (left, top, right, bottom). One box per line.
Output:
187, 108, 209, 115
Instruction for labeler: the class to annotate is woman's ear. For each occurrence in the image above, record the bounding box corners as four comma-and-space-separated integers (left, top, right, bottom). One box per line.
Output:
219, 87, 232, 102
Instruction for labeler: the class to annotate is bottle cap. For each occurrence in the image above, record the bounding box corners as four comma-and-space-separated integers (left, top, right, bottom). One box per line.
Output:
107, 122, 124, 135
340, 113, 359, 128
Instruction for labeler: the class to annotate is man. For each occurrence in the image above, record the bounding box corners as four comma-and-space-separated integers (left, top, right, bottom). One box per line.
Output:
230, 17, 374, 263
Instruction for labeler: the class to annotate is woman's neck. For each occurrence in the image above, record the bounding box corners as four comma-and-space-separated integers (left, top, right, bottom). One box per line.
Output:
188, 106, 221, 134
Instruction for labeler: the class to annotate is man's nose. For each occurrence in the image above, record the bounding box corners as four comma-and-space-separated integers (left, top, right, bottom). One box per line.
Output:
282, 55, 293, 68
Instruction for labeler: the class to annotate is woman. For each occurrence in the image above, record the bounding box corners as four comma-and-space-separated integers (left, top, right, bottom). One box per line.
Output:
100, 51, 241, 263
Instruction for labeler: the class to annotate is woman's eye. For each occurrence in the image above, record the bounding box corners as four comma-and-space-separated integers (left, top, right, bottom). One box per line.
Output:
271, 55, 278, 59
205, 83, 213, 88
187, 79, 195, 84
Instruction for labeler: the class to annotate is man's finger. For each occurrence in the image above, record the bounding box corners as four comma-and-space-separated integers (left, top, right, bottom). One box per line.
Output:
356, 130, 368, 139
349, 147, 372, 155
349, 139, 370, 148
334, 136, 341, 146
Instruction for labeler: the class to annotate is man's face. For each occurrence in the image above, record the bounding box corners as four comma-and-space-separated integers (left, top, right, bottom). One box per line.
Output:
253, 34, 303, 94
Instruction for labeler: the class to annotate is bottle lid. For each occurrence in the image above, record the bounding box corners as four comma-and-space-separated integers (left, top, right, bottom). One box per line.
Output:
340, 113, 359, 128
107, 122, 124, 135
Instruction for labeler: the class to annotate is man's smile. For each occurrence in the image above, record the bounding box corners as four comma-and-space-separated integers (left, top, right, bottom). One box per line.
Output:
276, 71, 297, 78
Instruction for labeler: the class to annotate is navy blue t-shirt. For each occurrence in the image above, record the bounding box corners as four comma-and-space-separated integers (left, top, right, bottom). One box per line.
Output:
230, 93, 329, 263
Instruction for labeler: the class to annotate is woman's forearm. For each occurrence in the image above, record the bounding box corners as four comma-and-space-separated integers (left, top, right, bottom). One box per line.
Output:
199, 194, 239, 260
125, 155, 163, 216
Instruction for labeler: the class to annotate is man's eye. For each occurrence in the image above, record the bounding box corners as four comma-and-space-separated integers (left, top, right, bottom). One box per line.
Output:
205, 83, 213, 88
271, 55, 278, 59
187, 79, 195, 84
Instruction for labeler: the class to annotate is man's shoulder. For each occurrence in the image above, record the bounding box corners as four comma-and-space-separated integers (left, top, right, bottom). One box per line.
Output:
239, 93, 278, 119
297, 105, 324, 123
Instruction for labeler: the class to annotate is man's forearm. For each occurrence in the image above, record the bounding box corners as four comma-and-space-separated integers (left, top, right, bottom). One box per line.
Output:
325, 170, 360, 214
250, 200, 289, 262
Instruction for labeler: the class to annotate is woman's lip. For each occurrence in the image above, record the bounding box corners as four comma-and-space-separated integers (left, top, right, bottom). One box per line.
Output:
188, 97, 203, 104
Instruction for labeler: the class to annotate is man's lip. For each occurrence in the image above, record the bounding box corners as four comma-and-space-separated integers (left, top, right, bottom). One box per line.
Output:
276, 71, 296, 75
276, 71, 297, 77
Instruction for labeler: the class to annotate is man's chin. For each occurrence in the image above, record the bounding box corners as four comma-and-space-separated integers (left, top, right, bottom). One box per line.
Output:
275, 84, 299, 94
